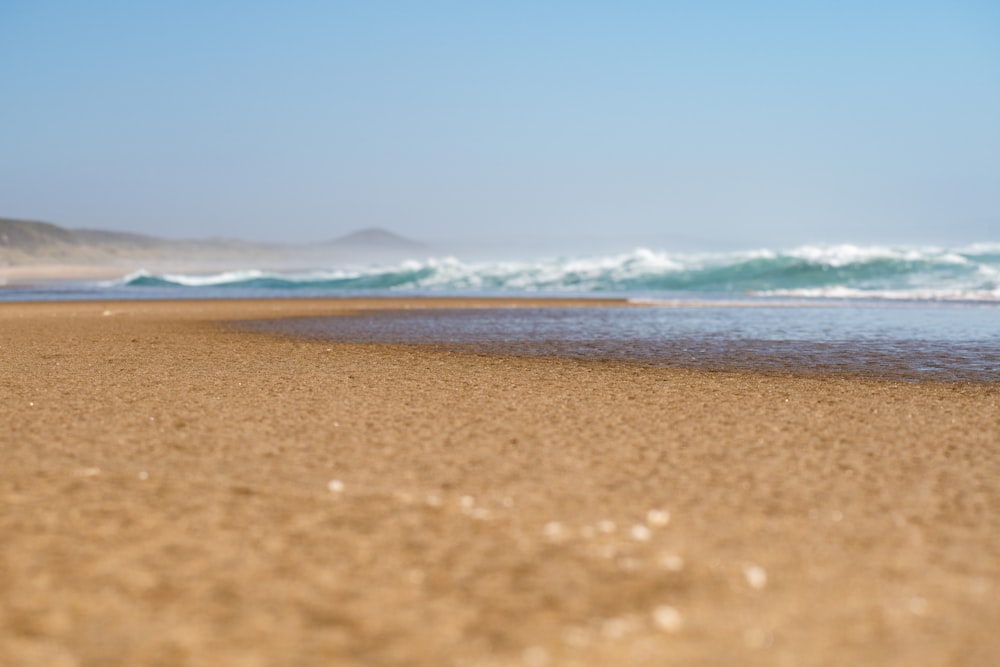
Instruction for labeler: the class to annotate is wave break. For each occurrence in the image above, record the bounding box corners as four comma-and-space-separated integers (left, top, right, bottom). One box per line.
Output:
112, 243, 1000, 301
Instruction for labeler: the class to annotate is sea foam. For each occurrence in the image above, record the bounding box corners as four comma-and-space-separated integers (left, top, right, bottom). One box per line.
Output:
108, 243, 1000, 301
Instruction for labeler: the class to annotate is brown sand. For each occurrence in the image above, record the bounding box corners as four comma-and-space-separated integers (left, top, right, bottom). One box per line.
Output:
1, 298, 998, 667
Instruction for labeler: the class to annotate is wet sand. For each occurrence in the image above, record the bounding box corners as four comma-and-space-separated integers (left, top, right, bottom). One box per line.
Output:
1, 298, 998, 666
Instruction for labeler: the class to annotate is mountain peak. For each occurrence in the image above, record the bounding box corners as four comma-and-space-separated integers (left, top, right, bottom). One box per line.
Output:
328, 228, 426, 249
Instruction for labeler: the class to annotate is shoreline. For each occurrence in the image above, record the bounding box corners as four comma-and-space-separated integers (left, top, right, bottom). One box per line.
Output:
0, 263, 134, 284
2, 298, 998, 666
235, 300, 1000, 385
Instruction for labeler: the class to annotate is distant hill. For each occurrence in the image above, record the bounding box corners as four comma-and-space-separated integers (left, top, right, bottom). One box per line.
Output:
325, 227, 427, 251
0, 217, 430, 267
71, 228, 170, 248
0, 217, 80, 252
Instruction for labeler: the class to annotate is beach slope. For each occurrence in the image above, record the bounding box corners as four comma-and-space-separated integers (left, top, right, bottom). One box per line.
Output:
1, 299, 998, 666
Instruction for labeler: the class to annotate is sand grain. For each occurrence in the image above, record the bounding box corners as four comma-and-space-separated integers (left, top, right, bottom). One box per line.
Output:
1, 299, 998, 666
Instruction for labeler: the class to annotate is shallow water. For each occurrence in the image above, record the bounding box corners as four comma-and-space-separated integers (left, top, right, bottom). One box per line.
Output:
242, 302, 1000, 382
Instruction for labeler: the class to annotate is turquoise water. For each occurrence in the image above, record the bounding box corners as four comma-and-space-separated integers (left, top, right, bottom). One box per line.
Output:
0, 244, 1000, 382
5, 243, 995, 302
119, 244, 1000, 300
4, 242, 998, 380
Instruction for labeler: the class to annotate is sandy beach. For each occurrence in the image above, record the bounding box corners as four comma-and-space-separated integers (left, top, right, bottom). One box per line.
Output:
1, 298, 998, 667
0, 265, 134, 285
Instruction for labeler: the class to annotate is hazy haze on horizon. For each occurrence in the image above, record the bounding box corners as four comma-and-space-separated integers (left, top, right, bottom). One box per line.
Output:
1, 1, 998, 254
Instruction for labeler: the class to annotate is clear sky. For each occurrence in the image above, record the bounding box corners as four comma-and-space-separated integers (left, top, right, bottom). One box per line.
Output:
1, 1, 998, 251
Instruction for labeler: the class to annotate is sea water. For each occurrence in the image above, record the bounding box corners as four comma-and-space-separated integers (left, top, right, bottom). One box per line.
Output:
4, 243, 998, 380
3, 243, 999, 302
241, 303, 1000, 382
84, 243, 1000, 300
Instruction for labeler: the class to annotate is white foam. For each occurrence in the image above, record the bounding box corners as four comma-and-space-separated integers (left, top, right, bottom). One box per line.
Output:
92, 242, 1000, 301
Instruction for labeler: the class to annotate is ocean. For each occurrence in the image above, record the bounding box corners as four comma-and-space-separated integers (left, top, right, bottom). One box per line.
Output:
3, 242, 999, 301
82, 243, 1000, 301
4, 243, 998, 381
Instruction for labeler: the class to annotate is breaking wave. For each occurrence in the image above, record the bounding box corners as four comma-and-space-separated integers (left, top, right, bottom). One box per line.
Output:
111, 243, 1000, 301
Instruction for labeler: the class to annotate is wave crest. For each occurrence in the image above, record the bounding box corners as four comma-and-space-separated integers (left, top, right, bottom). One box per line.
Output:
108, 244, 1000, 301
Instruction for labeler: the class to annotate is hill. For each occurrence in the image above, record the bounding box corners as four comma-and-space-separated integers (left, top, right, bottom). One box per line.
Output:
0, 217, 429, 267
326, 227, 427, 251
0, 217, 80, 252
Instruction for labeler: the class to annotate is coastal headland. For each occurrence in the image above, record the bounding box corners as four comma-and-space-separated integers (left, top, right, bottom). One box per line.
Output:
0, 216, 432, 284
1, 298, 998, 666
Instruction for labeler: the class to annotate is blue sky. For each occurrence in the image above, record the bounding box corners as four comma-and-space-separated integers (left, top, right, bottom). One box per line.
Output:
1, 1, 997, 250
